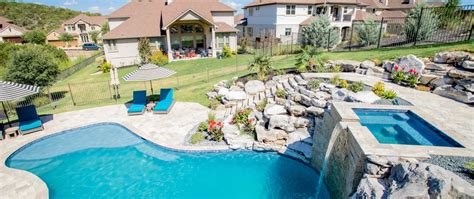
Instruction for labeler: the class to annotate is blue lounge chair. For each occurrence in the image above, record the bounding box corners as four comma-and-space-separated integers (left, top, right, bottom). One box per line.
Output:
153, 88, 175, 114
128, 90, 147, 115
16, 105, 44, 135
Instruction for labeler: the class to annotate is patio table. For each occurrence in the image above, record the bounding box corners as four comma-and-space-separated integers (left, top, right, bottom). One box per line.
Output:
5, 126, 18, 139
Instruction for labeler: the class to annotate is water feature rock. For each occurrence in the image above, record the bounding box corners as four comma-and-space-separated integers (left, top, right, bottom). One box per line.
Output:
315, 91, 331, 101
395, 55, 425, 75
433, 85, 474, 103
429, 75, 455, 88
332, 88, 356, 102
329, 60, 361, 72
425, 62, 448, 71
217, 87, 229, 96
288, 105, 306, 117
287, 128, 313, 145
448, 68, 474, 80
268, 115, 295, 132
434, 51, 471, 64
306, 106, 325, 116
206, 91, 218, 99
462, 60, 474, 70
244, 80, 265, 95
456, 79, 474, 92
287, 141, 313, 159
352, 91, 381, 104
366, 67, 384, 78
256, 124, 287, 143
263, 104, 287, 118
382, 60, 395, 72
360, 61, 375, 69
311, 98, 327, 108
225, 90, 247, 101
419, 74, 441, 85
294, 117, 310, 128
300, 94, 313, 107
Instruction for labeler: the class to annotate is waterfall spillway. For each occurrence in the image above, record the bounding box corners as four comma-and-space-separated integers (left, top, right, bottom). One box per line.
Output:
315, 123, 344, 199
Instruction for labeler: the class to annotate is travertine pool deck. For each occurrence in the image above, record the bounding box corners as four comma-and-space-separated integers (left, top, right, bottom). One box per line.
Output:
1, 73, 473, 198
0, 102, 227, 199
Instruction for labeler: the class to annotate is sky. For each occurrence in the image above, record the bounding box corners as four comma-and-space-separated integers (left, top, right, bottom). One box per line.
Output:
21, 0, 254, 15
20, 0, 474, 15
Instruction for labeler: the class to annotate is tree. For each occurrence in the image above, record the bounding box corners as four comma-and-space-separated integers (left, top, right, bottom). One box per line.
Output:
89, 31, 100, 44
6, 45, 60, 86
356, 17, 379, 46
58, 33, 74, 47
101, 22, 110, 34
404, 3, 439, 42
301, 15, 340, 48
437, 0, 461, 29
138, 38, 152, 64
295, 46, 324, 73
248, 55, 273, 81
22, 30, 46, 45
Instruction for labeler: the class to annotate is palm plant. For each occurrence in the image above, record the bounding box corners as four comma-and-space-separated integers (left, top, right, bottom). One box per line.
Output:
249, 55, 273, 81
89, 31, 100, 44
295, 46, 322, 73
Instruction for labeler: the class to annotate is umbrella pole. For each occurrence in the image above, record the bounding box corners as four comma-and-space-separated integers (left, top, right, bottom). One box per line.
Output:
2, 102, 11, 127
150, 80, 154, 95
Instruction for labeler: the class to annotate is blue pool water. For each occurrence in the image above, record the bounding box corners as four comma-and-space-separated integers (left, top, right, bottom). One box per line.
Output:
6, 124, 329, 199
353, 109, 463, 147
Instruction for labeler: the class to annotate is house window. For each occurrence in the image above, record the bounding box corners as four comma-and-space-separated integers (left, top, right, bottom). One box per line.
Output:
249, 8, 254, 16
216, 33, 230, 48
106, 40, 117, 52
308, 6, 313, 15
402, 0, 410, 4
344, 7, 348, 13
286, 5, 296, 15
91, 26, 95, 31
316, 7, 324, 14
285, 28, 292, 36
149, 37, 164, 50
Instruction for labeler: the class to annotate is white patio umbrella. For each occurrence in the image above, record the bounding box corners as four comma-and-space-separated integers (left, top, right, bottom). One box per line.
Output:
0, 81, 40, 126
123, 64, 176, 94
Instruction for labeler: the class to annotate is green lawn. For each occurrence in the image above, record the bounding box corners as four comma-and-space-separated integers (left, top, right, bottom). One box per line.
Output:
31, 41, 474, 115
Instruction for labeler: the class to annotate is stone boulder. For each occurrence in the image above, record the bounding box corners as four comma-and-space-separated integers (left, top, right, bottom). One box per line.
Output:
429, 75, 455, 88
352, 91, 381, 104
448, 68, 474, 80
306, 106, 325, 116
463, 60, 474, 70
360, 61, 376, 69
245, 80, 265, 95
263, 104, 287, 118
395, 55, 425, 75
433, 85, 474, 103
456, 79, 474, 92
311, 98, 327, 108
288, 105, 306, 117
366, 67, 385, 78
332, 88, 356, 102
294, 117, 310, 128
419, 74, 441, 85
217, 87, 229, 96
255, 124, 287, 143
269, 115, 296, 132
287, 141, 313, 159
329, 60, 361, 72
225, 90, 247, 101
383, 60, 396, 72
434, 51, 471, 64
287, 128, 312, 145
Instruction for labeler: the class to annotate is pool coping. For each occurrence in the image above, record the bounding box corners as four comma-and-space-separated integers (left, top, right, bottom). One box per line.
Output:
331, 102, 474, 158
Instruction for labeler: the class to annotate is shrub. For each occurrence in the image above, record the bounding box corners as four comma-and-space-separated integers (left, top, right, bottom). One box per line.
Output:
208, 112, 216, 122
308, 79, 321, 90
356, 17, 379, 46
198, 122, 208, 132
372, 58, 382, 66
465, 162, 474, 175
138, 38, 152, 64
276, 89, 288, 98
301, 15, 340, 48
222, 46, 233, 58
249, 55, 273, 81
208, 98, 220, 110
295, 46, 322, 73
404, 3, 439, 42
191, 133, 205, 144
339, 80, 349, 89
330, 75, 341, 85
372, 82, 385, 95
330, 65, 343, 73
22, 30, 46, 45
100, 62, 111, 73
225, 79, 235, 89
349, 81, 364, 93
275, 69, 286, 76
380, 90, 397, 99
256, 100, 267, 112
150, 50, 169, 65
32, 95, 50, 107
238, 37, 249, 54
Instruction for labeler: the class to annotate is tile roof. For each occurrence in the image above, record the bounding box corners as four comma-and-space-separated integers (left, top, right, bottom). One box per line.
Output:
300, 16, 318, 26
379, 10, 406, 18
354, 10, 380, 21
358, 0, 388, 9
63, 14, 107, 26
234, 14, 244, 25
244, 0, 361, 8
0, 15, 27, 33
386, 0, 444, 9
103, 0, 236, 40
215, 22, 239, 32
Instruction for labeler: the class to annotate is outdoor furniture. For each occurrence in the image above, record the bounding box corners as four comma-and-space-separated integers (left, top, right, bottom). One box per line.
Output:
128, 90, 147, 116
5, 126, 18, 138
16, 105, 44, 135
153, 88, 175, 114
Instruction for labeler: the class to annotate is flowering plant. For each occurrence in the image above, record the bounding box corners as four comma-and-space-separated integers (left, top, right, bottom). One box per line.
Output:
406, 68, 419, 87
232, 108, 256, 135
207, 119, 224, 142
391, 64, 406, 84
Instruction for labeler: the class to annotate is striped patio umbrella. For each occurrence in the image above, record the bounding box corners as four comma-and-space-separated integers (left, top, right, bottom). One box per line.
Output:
123, 64, 176, 94
0, 81, 40, 126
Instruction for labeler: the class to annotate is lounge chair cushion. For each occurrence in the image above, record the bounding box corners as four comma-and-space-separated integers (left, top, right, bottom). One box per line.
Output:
128, 104, 145, 113
153, 88, 174, 112
19, 119, 42, 132
154, 100, 172, 111
16, 105, 40, 122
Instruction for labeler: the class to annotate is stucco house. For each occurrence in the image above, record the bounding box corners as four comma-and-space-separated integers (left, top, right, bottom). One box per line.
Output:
0, 16, 27, 43
102, 0, 239, 67
46, 14, 107, 48
241, 0, 444, 43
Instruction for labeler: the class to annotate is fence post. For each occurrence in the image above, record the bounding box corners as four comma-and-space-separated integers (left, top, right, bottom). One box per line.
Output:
46, 86, 53, 104
327, 30, 331, 51
349, 21, 354, 51
68, 83, 76, 106
468, 24, 473, 41
377, 17, 384, 48
291, 34, 294, 54
413, 7, 424, 46
107, 82, 113, 100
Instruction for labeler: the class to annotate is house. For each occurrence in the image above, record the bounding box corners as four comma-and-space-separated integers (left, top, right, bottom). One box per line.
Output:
46, 14, 107, 48
241, 0, 444, 43
235, 14, 246, 37
0, 16, 27, 43
102, 0, 238, 66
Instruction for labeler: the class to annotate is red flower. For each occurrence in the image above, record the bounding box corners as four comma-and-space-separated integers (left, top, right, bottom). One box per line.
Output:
393, 64, 399, 71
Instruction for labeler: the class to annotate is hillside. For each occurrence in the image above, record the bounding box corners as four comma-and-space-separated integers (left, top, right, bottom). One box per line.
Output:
0, 1, 101, 32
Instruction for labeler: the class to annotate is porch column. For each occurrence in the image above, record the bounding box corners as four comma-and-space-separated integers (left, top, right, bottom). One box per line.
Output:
166, 28, 173, 61
211, 26, 217, 58
340, 6, 344, 22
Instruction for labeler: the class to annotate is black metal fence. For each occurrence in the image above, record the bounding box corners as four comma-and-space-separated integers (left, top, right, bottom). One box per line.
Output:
57, 52, 102, 80
244, 5, 473, 54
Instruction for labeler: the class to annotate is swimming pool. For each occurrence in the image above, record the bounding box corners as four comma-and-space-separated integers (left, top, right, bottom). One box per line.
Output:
6, 123, 329, 199
353, 109, 463, 147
